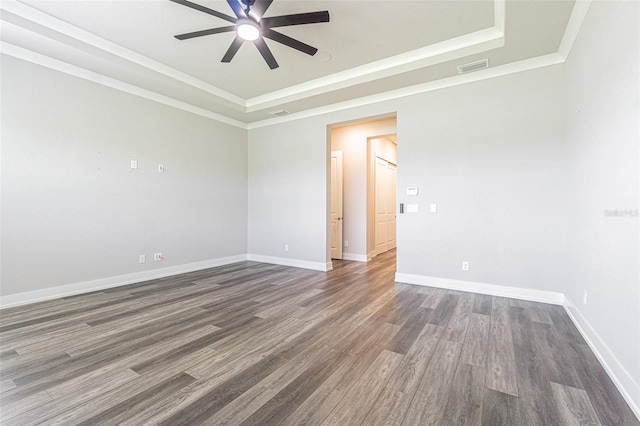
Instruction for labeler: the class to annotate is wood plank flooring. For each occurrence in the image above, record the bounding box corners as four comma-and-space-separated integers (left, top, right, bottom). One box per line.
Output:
1, 250, 638, 425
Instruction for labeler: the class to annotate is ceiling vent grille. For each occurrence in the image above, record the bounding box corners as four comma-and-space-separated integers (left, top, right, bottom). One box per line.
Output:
269, 109, 290, 117
457, 59, 489, 75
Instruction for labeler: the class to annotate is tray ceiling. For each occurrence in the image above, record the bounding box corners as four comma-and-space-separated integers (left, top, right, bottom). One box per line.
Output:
0, 0, 578, 126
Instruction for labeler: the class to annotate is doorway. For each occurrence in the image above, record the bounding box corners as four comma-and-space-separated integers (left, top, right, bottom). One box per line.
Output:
327, 115, 397, 267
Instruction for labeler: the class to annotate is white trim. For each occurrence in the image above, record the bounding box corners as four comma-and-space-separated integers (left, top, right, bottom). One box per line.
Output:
558, 0, 592, 60
342, 253, 369, 262
246, 27, 504, 112
0, 0, 590, 127
1, 0, 505, 114
0, 42, 248, 130
564, 296, 640, 420
494, 0, 506, 33
1, 0, 245, 107
394, 273, 565, 305
0, 255, 248, 309
246, 254, 330, 272
248, 53, 565, 129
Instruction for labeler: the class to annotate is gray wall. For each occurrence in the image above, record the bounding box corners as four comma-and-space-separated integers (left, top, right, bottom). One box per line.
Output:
565, 1, 639, 389
1, 56, 248, 296
247, 117, 330, 264
396, 68, 568, 292
248, 65, 568, 294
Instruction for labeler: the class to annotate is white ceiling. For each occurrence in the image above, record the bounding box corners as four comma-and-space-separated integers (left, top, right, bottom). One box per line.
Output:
1, 0, 577, 125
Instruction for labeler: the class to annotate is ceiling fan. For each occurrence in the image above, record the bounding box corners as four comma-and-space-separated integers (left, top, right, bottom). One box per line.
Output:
170, 0, 330, 70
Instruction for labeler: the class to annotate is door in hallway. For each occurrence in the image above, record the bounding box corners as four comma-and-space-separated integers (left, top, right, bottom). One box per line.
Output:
375, 156, 396, 256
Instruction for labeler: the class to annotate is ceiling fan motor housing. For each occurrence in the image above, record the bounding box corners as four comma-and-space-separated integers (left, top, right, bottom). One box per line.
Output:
171, 0, 330, 70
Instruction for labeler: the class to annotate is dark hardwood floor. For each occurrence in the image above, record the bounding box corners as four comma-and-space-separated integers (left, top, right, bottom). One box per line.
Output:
0, 250, 637, 425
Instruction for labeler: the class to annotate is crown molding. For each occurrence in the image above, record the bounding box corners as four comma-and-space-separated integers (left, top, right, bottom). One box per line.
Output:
1, 0, 245, 106
247, 53, 565, 129
558, 0, 592, 60
1, 0, 505, 114
245, 27, 505, 112
245, 0, 506, 111
1, 0, 588, 129
0, 41, 248, 129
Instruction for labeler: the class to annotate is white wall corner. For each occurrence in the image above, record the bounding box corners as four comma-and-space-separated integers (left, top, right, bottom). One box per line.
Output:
563, 296, 640, 421
246, 254, 330, 272
394, 272, 566, 305
0, 254, 249, 309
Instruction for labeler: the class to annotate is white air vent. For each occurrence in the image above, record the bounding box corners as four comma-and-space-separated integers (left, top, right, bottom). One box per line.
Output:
269, 109, 290, 117
457, 59, 489, 74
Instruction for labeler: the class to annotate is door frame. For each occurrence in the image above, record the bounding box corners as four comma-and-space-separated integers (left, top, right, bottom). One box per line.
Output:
325, 114, 397, 269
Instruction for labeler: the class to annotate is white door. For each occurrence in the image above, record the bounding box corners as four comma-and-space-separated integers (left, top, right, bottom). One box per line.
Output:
387, 162, 397, 250
330, 151, 343, 259
375, 156, 397, 256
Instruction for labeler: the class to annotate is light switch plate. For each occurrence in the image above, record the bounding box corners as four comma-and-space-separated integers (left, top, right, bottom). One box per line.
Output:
406, 187, 419, 196
407, 204, 419, 213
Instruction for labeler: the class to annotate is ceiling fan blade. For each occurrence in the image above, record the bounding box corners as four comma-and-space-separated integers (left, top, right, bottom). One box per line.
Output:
175, 26, 236, 40
169, 0, 237, 24
250, 0, 274, 19
222, 36, 244, 63
261, 11, 330, 28
253, 37, 279, 69
226, 0, 246, 18
263, 28, 317, 56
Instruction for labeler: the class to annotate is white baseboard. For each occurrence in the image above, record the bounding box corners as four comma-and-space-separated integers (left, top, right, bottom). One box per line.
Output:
342, 253, 368, 262
0, 255, 248, 309
394, 273, 565, 305
246, 254, 331, 272
564, 297, 640, 420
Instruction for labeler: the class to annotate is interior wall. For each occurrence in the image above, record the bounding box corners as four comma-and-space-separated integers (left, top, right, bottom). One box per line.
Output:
330, 118, 397, 260
564, 0, 639, 403
0, 57, 248, 297
248, 65, 567, 292
247, 116, 330, 267
397, 67, 568, 294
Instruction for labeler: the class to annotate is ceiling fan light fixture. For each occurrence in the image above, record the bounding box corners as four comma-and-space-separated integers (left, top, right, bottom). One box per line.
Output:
237, 20, 260, 41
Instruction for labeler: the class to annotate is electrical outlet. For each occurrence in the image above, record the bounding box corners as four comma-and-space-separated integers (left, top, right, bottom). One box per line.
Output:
139, 254, 146, 264
130, 159, 138, 169
154, 252, 163, 261
344, 240, 349, 248
583, 291, 588, 305
284, 244, 289, 252
462, 261, 470, 271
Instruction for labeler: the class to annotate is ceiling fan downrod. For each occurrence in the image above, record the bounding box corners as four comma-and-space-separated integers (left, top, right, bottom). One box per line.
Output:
240, 0, 255, 14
